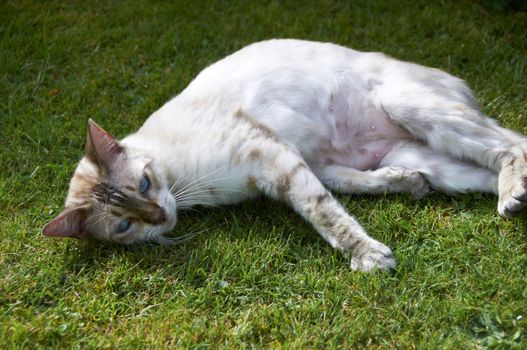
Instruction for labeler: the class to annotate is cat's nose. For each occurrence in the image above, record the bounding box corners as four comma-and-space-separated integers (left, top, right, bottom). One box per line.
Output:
150, 206, 167, 225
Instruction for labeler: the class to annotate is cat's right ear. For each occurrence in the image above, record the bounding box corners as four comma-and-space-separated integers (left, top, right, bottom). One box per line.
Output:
42, 207, 89, 239
86, 119, 124, 172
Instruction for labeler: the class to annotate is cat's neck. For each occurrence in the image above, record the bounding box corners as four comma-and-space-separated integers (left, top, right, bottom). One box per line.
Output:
121, 98, 250, 208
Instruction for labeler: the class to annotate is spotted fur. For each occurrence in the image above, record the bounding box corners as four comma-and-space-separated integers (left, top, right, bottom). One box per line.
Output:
43, 39, 527, 271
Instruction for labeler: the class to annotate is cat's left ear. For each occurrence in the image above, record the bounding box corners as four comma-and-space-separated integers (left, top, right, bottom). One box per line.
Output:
42, 207, 89, 239
85, 119, 124, 172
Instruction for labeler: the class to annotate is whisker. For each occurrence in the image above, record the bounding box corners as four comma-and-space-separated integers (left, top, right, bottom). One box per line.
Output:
174, 187, 245, 198
149, 232, 176, 245
170, 165, 195, 193
146, 226, 214, 246
170, 227, 213, 244
173, 188, 246, 205
171, 172, 231, 191
158, 236, 177, 245
170, 176, 247, 210
170, 166, 228, 197
90, 214, 108, 228
177, 199, 222, 209
174, 186, 246, 200
177, 206, 202, 213
171, 169, 223, 197
174, 190, 218, 202
174, 188, 246, 208
172, 181, 221, 200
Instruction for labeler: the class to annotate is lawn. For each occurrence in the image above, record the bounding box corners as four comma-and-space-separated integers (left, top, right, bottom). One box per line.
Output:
1, 0, 527, 348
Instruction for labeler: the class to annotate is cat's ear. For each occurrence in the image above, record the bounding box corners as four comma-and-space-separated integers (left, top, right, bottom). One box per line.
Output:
86, 119, 124, 171
42, 207, 89, 239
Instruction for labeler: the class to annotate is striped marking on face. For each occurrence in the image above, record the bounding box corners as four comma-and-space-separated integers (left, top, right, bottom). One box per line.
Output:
92, 182, 165, 225
92, 182, 129, 207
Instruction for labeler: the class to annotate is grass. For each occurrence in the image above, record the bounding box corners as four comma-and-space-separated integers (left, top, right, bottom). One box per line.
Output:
1, 0, 527, 348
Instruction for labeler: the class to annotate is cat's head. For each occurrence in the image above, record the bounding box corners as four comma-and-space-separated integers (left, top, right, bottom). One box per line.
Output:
42, 120, 177, 244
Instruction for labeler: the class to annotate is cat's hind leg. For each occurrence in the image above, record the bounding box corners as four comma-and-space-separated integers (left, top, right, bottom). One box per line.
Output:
378, 79, 526, 216
315, 165, 430, 198
379, 142, 498, 195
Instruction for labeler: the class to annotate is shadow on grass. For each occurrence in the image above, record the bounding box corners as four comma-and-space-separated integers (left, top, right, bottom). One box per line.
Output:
60, 198, 322, 285
57, 191, 503, 285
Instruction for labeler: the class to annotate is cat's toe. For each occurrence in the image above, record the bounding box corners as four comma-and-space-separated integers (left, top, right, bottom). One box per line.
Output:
385, 167, 429, 198
498, 196, 526, 218
498, 178, 527, 218
349, 239, 396, 272
407, 173, 430, 199
497, 166, 527, 217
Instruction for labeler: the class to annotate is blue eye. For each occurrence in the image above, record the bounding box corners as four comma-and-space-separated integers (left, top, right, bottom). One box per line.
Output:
116, 218, 131, 233
139, 175, 150, 193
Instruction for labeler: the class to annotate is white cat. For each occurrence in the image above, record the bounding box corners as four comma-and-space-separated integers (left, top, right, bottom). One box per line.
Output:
43, 39, 527, 272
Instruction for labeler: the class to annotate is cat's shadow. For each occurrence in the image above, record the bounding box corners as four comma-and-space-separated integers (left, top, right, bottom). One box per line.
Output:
63, 191, 504, 284
64, 197, 323, 283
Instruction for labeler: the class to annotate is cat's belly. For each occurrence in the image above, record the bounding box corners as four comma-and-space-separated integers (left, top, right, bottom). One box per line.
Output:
322, 138, 405, 171
181, 38, 414, 170
248, 89, 411, 171
311, 111, 411, 171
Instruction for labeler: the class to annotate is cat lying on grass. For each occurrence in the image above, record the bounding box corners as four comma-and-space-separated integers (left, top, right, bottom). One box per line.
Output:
43, 39, 527, 272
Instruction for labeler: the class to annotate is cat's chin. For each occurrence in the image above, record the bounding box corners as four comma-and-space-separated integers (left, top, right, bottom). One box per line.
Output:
164, 214, 177, 233
162, 194, 178, 232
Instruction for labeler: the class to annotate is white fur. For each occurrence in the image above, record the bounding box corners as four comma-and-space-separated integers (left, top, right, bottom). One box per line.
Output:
64, 39, 527, 271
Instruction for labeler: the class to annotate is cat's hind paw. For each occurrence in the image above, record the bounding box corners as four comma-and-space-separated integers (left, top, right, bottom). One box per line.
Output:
498, 166, 527, 217
383, 167, 430, 199
498, 190, 527, 218
498, 197, 527, 218
348, 238, 396, 272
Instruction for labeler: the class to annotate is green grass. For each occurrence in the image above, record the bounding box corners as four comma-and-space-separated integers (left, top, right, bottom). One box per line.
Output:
1, 0, 527, 348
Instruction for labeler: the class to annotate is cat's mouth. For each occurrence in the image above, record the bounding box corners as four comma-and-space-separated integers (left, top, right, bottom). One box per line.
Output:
143, 214, 177, 245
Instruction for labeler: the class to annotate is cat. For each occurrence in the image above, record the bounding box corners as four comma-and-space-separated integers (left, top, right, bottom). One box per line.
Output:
43, 39, 527, 272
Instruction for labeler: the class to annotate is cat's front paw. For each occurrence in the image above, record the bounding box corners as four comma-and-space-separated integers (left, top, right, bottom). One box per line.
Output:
498, 167, 527, 217
348, 237, 396, 272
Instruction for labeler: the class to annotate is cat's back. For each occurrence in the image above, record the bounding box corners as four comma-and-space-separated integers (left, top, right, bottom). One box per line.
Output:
177, 39, 376, 103
214, 39, 361, 71
135, 39, 421, 174
196, 39, 361, 76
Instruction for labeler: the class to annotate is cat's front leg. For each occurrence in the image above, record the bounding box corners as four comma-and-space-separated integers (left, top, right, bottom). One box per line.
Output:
246, 142, 396, 271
